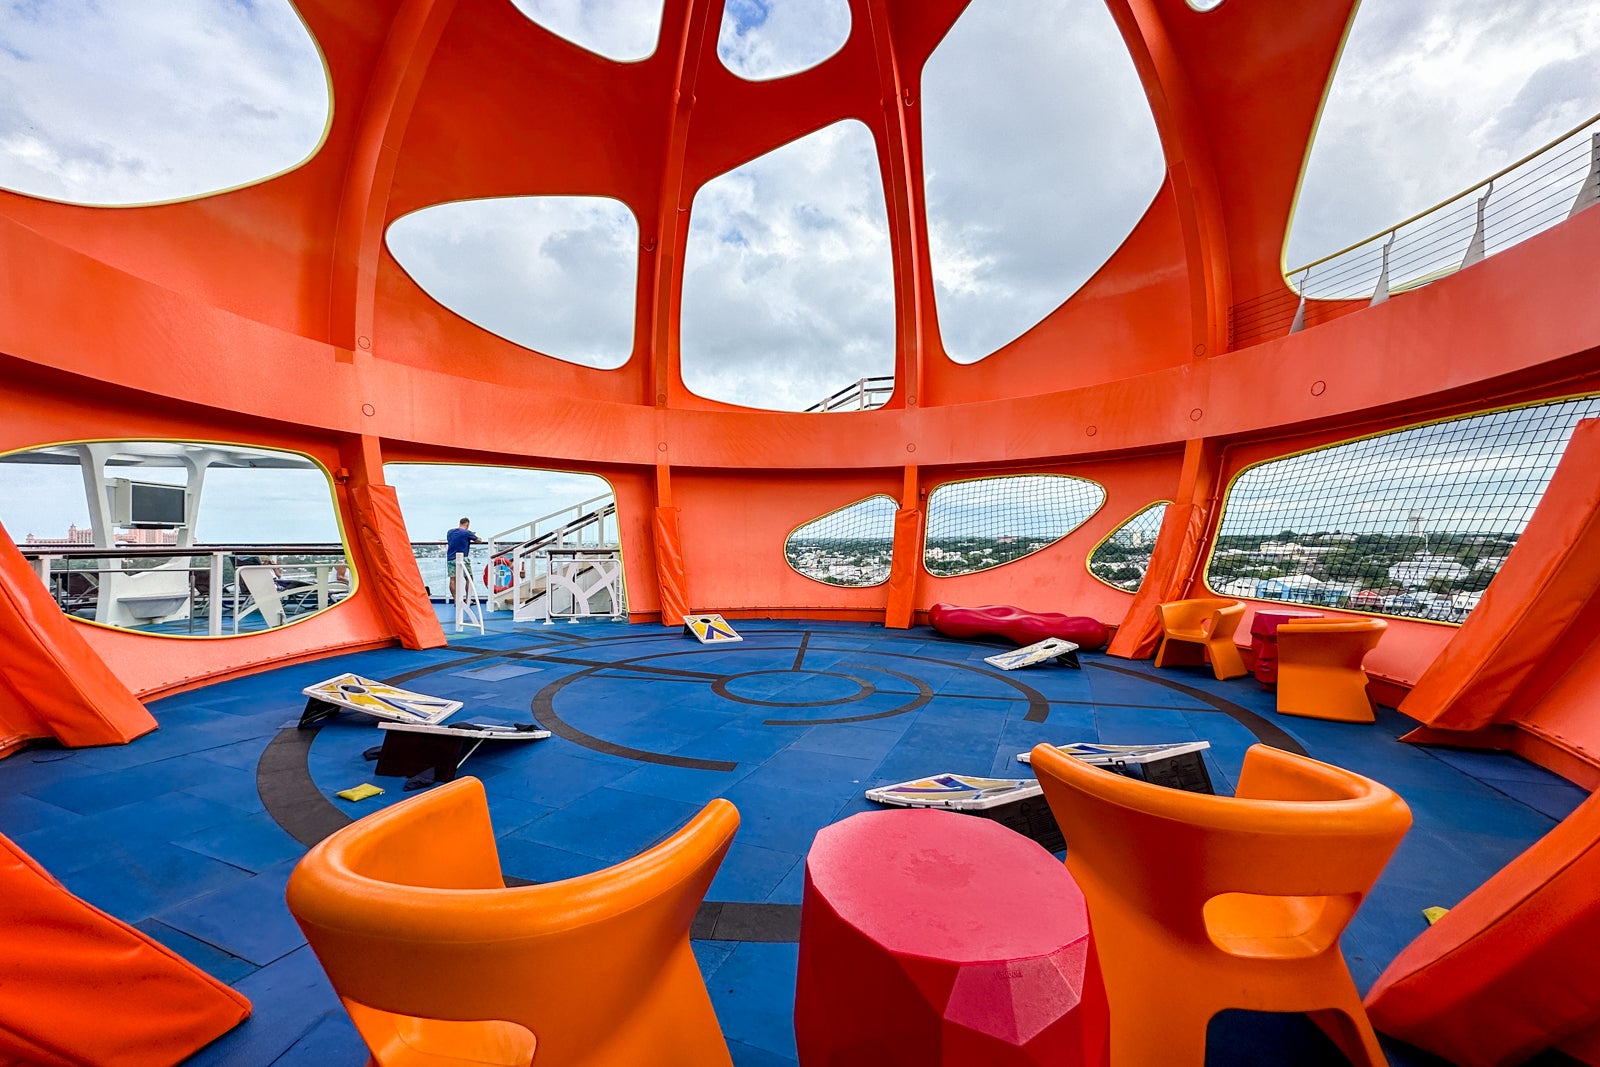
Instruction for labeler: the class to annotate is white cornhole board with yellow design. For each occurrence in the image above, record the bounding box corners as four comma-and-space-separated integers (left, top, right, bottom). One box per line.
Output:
984, 637, 1080, 670
864, 773, 1064, 851
1017, 740, 1214, 794
299, 673, 463, 729
685, 613, 743, 644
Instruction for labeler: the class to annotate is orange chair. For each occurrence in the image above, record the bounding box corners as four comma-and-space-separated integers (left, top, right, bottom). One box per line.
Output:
285, 777, 739, 1067
1276, 618, 1388, 722
1154, 598, 1249, 680
1031, 742, 1411, 1067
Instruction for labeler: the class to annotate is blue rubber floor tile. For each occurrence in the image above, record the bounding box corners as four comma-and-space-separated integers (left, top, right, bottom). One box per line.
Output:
182, 947, 340, 1067
1477, 775, 1588, 821
449, 662, 543, 682
13, 791, 244, 876
728, 1038, 799, 1067
0, 750, 89, 796
706, 942, 800, 1061
483, 793, 555, 836
752, 750, 879, 797
716, 783, 838, 856
1422, 745, 1565, 784
787, 724, 904, 762
516, 787, 701, 863
675, 723, 796, 764
62, 841, 256, 924
26, 752, 231, 816
769, 854, 809, 904
694, 939, 737, 979
269, 1011, 368, 1067
155, 861, 306, 967
1398, 783, 1558, 838
192, 738, 274, 770
611, 761, 755, 806
710, 842, 804, 904
1093, 705, 1203, 742
495, 835, 609, 884
490, 749, 615, 808
176, 812, 306, 873
0, 790, 78, 837
134, 917, 259, 984
182, 773, 266, 815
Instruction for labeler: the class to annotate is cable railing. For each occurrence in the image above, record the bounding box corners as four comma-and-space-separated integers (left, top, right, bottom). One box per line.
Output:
18, 543, 350, 635
1229, 113, 1600, 349
805, 376, 895, 413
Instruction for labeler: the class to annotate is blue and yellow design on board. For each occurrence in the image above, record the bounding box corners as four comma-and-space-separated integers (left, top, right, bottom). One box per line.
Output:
300, 673, 463, 725
685, 613, 743, 644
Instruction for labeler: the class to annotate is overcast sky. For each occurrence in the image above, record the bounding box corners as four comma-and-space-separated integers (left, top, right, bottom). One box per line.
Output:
2, 0, 1596, 536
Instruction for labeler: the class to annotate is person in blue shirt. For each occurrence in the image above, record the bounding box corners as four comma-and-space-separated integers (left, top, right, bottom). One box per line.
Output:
445, 517, 483, 599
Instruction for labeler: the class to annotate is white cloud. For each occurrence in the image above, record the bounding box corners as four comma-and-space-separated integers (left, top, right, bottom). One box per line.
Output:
383, 464, 611, 545
2, 0, 1594, 402
680, 119, 896, 410
386, 196, 639, 369
508, 0, 664, 62
717, 0, 850, 81
1287, 0, 1600, 268
0, 0, 328, 205
921, 0, 1164, 363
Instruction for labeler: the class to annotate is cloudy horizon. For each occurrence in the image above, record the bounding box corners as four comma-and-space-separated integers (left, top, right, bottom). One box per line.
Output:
2, 0, 1596, 535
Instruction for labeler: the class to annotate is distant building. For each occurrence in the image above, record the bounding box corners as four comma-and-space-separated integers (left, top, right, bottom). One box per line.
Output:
1388, 553, 1469, 587
119, 528, 180, 546
24, 524, 94, 545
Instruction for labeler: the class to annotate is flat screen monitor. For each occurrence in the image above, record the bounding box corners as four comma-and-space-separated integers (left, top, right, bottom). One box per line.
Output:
112, 478, 188, 528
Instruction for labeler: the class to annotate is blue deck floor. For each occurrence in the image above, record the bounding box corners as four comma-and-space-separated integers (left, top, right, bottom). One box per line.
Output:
0, 611, 1588, 1066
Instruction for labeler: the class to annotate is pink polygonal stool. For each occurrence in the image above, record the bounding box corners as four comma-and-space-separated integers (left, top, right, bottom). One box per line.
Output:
928, 603, 1110, 651
795, 808, 1108, 1066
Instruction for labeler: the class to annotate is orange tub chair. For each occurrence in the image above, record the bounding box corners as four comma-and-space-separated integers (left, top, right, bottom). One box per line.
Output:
1276, 618, 1388, 722
285, 777, 739, 1067
1031, 742, 1411, 1067
1153, 598, 1249, 680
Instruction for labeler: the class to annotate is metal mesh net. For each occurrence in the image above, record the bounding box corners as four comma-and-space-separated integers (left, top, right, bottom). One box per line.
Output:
1088, 502, 1169, 591
1208, 395, 1600, 622
785, 494, 897, 586
924, 474, 1105, 577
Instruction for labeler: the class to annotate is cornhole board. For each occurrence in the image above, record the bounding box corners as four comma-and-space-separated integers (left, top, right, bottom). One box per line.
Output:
1018, 740, 1214, 794
371, 721, 551, 790
685, 613, 742, 644
985, 637, 1080, 670
299, 673, 462, 729
865, 774, 1065, 852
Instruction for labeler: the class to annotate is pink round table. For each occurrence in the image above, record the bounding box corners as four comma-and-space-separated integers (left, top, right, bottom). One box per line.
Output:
1249, 609, 1324, 686
794, 808, 1108, 1066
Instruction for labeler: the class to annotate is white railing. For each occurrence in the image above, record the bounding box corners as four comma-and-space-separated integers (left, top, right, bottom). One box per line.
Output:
1230, 112, 1600, 347
805, 376, 895, 413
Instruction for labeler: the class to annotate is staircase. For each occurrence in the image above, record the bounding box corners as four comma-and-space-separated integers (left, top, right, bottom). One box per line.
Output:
486, 495, 620, 616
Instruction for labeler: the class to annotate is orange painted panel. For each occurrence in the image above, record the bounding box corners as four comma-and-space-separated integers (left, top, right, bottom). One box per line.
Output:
0, 523, 156, 754
0, 830, 250, 1064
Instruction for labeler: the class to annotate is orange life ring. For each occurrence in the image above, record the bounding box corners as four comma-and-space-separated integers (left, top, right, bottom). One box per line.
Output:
484, 556, 516, 594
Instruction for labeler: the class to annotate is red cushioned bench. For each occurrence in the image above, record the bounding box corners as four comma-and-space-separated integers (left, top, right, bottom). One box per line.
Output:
929, 602, 1109, 651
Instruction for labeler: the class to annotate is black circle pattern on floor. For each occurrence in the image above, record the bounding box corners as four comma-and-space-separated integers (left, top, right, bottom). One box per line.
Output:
257, 627, 1303, 942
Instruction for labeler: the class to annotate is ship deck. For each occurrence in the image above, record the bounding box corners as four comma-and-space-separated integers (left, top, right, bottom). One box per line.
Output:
0, 610, 1584, 1066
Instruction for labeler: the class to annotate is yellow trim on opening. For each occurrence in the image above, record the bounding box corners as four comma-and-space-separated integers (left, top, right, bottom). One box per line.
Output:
0, 3, 336, 211
1084, 500, 1174, 594
922, 472, 1108, 579
0, 435, 356, 640
783, 493, 899, 589
1200, 391, 1600, 625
